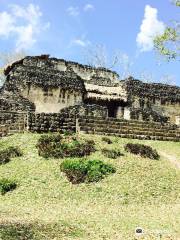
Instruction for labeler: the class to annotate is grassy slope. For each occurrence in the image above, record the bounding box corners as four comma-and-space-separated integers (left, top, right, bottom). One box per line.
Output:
0, 133, 180, 240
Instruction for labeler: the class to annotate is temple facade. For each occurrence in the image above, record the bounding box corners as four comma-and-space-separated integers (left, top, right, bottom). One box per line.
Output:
0, 55, 180, 125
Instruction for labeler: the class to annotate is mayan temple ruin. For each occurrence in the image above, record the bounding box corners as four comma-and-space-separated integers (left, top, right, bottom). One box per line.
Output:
0, 55, 180, 141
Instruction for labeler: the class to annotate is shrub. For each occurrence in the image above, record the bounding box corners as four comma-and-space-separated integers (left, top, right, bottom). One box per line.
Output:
36, 134, 63, 158
36, 134, 96, 158
0, 150, 10, 165
60, 159, 116, 184
124, 143, 160, 160
6, 146, 22, 158
102, 148, 124, 159
0, 178, 17, 195
0, 146, 22, 165
78, 140, 96, 157
62, 130, 74, 136
102, 137, 112, 144
0, 223, 34, 240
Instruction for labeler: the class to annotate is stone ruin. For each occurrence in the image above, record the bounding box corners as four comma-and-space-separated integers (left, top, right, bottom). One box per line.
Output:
0, 55, 179, 140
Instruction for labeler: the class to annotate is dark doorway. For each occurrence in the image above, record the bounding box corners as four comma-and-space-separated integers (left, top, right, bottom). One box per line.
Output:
84, 98, 127, 119
107, 102, 118, 118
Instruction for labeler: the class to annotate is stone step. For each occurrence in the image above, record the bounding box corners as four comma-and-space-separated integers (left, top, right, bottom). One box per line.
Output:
80, 125, 178, 138
81, 116, 174, 124
79, 123, 178, 134
80, 130, 179, 142
79, 116, 163, 124
78, 119, 177, 130
81, 125, 178, 136
79, 122, 177, 132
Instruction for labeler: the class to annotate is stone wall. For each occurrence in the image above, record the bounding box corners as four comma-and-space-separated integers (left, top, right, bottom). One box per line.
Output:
0, 90, 35, 112
124, 78, 180, 125
78, 117, 180, 142
60, 104, 108, 118
4, 55, 119, 87
2, 55, 123, 114
1, 55, 180, 126
0, 111, 27, 137
28, 104, 108, 133
2, 55, 86, 113
28, 113, 69, 133
21, 86, 83, 113
130, 108, 169, 123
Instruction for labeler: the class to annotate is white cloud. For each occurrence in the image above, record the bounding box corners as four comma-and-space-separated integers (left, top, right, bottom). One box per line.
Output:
136, 5, 165, 51
67, 4, 94, 16
10, 4, 42, 25
73, 39, 87, 47
0, 4, 50, 51
67, 7, 79, 17
84, 4, 94, 12
15, 25, 36, 51
0, 12, 14, 37
71, 36, 91, 47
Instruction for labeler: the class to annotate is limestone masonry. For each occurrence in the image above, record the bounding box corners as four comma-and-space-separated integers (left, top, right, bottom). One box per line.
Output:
0, 55, 180, 140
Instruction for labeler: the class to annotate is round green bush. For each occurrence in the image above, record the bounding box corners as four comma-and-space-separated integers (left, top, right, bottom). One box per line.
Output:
60, 159, 116, 184
0, 178, 17, 195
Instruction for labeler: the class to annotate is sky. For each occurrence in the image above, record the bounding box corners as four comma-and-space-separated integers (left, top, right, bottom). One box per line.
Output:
0, 0, 179, 85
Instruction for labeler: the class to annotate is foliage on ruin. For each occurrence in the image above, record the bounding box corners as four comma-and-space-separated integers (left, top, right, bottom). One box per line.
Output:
36, 134, 96, 158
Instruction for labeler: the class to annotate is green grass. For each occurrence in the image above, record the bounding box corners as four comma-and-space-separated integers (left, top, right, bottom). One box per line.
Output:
0, 133, 180, 239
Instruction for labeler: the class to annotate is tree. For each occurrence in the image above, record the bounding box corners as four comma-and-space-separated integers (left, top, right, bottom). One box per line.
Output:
0, 51, 26, 87
84, 44, 134, 79
154, 1, 180, 60
172, 0, 180, 7
84, 43, 177, 84
84, 44, 115, 68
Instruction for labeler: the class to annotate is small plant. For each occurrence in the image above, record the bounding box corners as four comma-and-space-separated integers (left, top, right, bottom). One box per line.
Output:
36, 134, 96, 158
78, 140, 96, 157
36, 134, 63, 158
0, 223, 34, 240
0, 150, 10, 165
124, 143, 160, 160
0, 178, 17, 195
62, 130, 74, 136
102, 137, 112, 144
102, 148, 124, 159
0, 146, 22, 165
7, 146, 23, 158
60, 159, 116, 184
